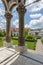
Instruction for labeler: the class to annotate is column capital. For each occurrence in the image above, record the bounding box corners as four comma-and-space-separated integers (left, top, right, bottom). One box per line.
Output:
5, 13, 13, 19
17, 3, 26, 15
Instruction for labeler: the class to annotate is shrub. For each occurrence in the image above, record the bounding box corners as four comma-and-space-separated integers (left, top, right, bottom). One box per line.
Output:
26, 34, 37, 41
0, 31, 3, 37
26, 35, 32, 40
41, 38, 43, 43
2, 31, 6, 37
0, 31, 6, 37
24, 28, 28, 39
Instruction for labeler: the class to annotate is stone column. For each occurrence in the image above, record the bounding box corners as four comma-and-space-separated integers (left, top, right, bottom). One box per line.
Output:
17, 5, 26, 46
15, 3, 27, 53
3, 12, 13, 48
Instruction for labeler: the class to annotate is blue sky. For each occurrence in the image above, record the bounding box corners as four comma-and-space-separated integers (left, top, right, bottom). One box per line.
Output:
0, 0, 43, 29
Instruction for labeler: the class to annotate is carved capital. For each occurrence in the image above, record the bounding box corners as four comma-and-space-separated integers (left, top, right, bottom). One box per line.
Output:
5, 13, 12, 19
17, 3, 26, 15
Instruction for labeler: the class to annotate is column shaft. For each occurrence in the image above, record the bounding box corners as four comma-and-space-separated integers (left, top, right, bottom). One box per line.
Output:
5, 13, 12, 43
17, 4, 26, 46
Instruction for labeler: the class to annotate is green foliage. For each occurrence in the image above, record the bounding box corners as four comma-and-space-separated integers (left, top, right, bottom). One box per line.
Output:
35, 32, 39, 37
12, 39, 36, 50
2, 31, 6, 37
24, 29, 37, 41
25, 41, 36, 50
0, 31, 6, 37
26, 34, 37, 41
0, 37, 5, 47
24, 28, 28, 39
35, 32, 39, 35
11, 31, 13, 37
0, 30, 2, 37
26, 34, 32, 40
0, 37, 36, 50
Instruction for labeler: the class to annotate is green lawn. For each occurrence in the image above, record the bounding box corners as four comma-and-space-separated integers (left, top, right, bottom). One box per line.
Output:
25, 41, 36, 50
0, 38, 36, 50
12, 39, 36, 50
0, 40, 3, 47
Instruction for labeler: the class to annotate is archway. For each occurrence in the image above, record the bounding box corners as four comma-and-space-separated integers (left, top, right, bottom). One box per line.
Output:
2, 0, 40, 53
2, 0, 27, 52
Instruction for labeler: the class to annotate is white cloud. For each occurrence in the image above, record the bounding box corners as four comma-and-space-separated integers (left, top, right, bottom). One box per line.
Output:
30, 2, 43, 12
0, 8, 2, 14
30, 14, 42, 18
26, 1, 43, 12
0, 0, 2, 4
25, 24, 29, 28
29, 15, 43, 28
24, 15, 43, 29
0, 18, 6, 29
25, 0, 43, 29
13, 19, 31, 28
29, 20, 39, 28
2, 19, 6, 23
13, 19, 19, 28
0, 0, 43, 29
0, 8, 4, 15
25, 0, 36, 5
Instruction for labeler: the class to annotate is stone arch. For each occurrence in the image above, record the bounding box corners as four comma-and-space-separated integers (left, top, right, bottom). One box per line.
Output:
2, 0, 27, 52
9, 2, 17, 11
2, 0, 8, 11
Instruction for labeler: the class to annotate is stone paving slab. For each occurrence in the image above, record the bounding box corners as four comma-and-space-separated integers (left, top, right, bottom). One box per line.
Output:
0, 47, 16, 64
2, 50, 43, 65
0, 47, 43, 65
6, 55, 43, 65
22, 51, 43, 64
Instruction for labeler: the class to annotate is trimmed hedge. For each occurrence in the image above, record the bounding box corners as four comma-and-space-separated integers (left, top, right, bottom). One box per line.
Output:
12, 37, 37, 42
0, 31, 6, 37
26, 35, 37, 41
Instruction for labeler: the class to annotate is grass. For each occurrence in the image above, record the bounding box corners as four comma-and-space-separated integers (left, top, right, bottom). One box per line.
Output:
12, 39, 36, 50
0, 37, 36, 50
0, 40, 3, 47
25, 41, 36, 50
12, 39, 18, 45
0, 39, 3, 47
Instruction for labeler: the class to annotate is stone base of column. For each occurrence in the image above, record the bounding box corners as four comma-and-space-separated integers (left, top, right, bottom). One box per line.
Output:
15, 44, 27, 53
3, 42, 13, 48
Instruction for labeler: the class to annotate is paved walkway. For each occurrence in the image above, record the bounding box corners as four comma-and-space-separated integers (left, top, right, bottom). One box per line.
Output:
0, 40, 43, 65
0, 47, 43, 65
36, 39, 43, 55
